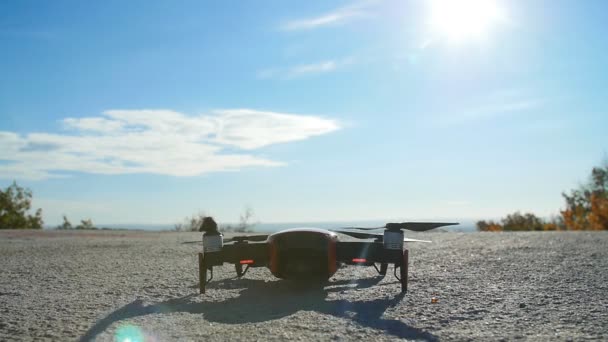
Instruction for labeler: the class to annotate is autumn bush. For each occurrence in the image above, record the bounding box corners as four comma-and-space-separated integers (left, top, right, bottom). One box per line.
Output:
561, 164, 608, 230
478, 163, 608, 231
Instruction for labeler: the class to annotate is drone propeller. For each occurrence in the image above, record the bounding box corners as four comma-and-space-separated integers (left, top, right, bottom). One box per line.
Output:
403, 237, 432, 243
341, 222, 458, 232
332, 230, 379, 240
224, 234, 269, 243
332, 230, 431, 243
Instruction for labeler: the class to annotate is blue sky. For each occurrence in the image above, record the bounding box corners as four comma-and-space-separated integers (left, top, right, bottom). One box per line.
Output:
1, 0, 607, 226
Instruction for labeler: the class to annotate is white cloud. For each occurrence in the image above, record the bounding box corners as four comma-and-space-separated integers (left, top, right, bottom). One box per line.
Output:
454, 98, 544, 122
433, 90, 546, 125
0, 109, 340, 180
290, 61, 337, 76
214, 109, 340, 149
63, 116, 126, 134
257, 58, 354, 80
281, 1, 376, 31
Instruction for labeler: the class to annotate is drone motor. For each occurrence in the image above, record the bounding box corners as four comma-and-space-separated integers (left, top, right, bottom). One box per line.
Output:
203, 232, 223, 253
383, 230, 404, 250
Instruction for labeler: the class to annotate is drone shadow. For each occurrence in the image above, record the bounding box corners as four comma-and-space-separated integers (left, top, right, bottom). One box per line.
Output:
80, 276, 437, 341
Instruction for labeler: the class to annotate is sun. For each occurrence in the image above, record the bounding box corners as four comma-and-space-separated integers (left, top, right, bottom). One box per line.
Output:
428, 0, 506, 43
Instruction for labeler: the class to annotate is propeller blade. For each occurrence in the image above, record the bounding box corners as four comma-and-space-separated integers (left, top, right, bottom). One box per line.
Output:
224, 234, 269, 243
334, 230, 432, 243
385, 222, 458, 231
331, 230, 382, 239
181, 240, 202, 244
342, 222, 458, 231
337, 226, 384, 231
403, 237, 431, 243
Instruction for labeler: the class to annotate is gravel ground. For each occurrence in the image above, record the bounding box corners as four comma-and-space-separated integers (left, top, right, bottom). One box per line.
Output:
0, 230, 607, 341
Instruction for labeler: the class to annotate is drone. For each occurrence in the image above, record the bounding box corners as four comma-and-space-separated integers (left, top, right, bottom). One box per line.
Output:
196, 222, 458, 294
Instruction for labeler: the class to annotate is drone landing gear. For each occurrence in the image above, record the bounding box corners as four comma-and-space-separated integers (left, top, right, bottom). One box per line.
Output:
235, 263, 251, 278
392, 249, 409, 293
198, 253, 213, 294
373, 263, 389, 276
401, 249, 409, 292
381, 263, 388, 276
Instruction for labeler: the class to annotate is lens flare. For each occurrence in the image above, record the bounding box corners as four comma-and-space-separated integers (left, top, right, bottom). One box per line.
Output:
114, 324, 145, 342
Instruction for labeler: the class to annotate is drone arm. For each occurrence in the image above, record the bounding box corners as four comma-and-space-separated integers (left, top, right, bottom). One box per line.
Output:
219, 242, 269, 267
336, 241, 402, 265
199, 242, 269, 294
336, 241, 410, 293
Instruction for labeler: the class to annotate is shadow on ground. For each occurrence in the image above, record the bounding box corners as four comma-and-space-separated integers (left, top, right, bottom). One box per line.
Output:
80, 277, 437, 341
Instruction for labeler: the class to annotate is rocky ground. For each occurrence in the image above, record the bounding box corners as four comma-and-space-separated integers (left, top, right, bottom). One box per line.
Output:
0, 229, 606, 341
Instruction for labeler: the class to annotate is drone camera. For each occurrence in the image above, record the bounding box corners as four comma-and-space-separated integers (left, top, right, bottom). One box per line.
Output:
383, 230, 404, 250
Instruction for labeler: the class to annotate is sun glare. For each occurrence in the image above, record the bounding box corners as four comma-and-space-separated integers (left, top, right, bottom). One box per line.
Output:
429, 0, 506, 43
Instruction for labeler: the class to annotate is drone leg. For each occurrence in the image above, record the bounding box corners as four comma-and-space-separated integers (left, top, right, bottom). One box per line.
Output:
235, 263, 243, 277
198, 253, 206, 294
380, 263, 388, 276
400, 249, 409, 293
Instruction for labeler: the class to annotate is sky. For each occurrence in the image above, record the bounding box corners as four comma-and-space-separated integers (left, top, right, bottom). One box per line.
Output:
1, 0, 607, 226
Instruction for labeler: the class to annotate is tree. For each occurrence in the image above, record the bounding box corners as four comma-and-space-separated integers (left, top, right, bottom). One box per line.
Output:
57, 215, 73, 230
221, 207, 256, 233
235, 206, 255, 232
174, 211, 206, 232
0, 181, 43, 229
561, 163, 608, 230
76, 218, 96, 230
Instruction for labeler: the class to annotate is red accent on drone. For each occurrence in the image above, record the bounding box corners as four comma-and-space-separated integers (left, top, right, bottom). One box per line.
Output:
240, 259, 254, 264
352, 258, 367, 263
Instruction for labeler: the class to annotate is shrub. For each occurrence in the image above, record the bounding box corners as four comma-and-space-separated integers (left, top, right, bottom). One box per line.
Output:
561, 163, 608, 230
477, 212, 553, 231
76, 218, 96, 230
221, 207, 256, 233
476, 220, 503, 232
57, 215, 73, 230
501, 212, 543, 231
175, 207, 257, 233
174, 211, 206, 232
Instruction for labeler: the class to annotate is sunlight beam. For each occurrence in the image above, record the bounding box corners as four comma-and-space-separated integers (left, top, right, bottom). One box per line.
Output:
428, 0, 506, 43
